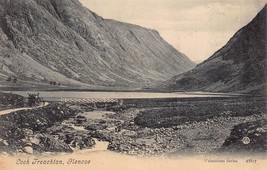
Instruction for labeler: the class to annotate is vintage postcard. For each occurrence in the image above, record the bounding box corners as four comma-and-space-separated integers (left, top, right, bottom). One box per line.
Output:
0, 0, 266, 170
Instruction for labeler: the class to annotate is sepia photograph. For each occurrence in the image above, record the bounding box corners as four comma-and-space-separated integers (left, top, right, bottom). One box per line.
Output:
0, 0, 266, 169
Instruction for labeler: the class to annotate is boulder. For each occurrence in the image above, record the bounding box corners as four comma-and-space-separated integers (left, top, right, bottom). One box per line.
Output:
24, 146, 33, 154
222, 119, 267, 152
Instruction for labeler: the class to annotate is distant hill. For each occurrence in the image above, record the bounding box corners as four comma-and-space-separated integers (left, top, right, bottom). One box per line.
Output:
0, 0, 195, 89
160, 5, 266, 94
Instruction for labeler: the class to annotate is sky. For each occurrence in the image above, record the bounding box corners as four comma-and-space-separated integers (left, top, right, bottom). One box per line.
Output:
80, 0, 266, 62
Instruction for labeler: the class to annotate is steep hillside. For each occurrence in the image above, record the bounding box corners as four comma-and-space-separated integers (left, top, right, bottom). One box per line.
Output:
0, 0, 195, 89
160, 5, 266, 94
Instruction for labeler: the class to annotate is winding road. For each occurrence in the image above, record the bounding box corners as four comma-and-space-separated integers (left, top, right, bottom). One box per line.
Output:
0, 102, 49, 116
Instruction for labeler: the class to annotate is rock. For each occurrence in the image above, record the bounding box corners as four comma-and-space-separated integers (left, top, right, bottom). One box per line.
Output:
256, 127, 265, 132
70, 136, 95, 149
24, 146, 33, 154
32, 134, 73, 153
3, 140, 8, 146
23, 129, 33, 135
222, 119, 267, 152
85, 123, 108, 131
30, 136, 40, 145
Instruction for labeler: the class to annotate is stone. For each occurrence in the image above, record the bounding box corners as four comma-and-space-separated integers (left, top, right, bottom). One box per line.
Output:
24, 146, 33, 154
30, 136, 40, 145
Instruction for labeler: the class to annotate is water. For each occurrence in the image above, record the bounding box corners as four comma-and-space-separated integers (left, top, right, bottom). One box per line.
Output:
4, 91, 235, 101
0, 91, 257, 170
68, 125, 109, 152
61, 122, 110, 152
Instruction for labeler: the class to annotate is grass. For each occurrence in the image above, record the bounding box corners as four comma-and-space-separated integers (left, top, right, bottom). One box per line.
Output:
134, 96, 266, 128
0, 91, 25, 110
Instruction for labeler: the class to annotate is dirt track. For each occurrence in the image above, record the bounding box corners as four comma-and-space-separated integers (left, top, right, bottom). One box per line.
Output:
0, 102, 49, 116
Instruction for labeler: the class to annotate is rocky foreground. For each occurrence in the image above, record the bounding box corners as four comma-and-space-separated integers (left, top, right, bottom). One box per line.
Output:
0, 96, 266, 156
89, 108, 266, 156
0, 103, 78, 155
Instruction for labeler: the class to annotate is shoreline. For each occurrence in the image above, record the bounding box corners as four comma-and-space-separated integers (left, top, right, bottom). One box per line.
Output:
0, 96, 266, 158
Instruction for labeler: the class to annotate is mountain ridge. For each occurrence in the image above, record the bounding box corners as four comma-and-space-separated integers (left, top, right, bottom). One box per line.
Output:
159, 4, 267, 94
0, 0, 195, 89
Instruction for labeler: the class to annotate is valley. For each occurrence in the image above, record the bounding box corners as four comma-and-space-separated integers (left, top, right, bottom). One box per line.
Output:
0, 1, 266, 170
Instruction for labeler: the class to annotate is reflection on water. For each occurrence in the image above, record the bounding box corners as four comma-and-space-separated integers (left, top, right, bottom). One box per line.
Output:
5, 91, 235, 101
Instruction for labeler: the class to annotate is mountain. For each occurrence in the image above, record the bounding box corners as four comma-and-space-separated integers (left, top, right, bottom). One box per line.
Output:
160, 5, 267, 94
0, 0, 195, 89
